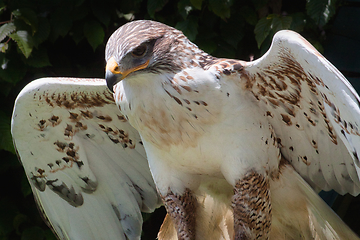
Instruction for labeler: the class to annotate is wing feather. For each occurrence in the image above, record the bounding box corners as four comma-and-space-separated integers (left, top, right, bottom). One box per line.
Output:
243, 30, 360, 195
11, 77, 162, 240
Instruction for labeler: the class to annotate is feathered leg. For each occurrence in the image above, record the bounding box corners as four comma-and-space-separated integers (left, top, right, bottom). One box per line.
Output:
162, 188, 197, 240
232, 171, 272, 240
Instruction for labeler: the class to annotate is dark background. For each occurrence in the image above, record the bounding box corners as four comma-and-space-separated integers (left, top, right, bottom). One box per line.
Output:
1, 0, 360, 239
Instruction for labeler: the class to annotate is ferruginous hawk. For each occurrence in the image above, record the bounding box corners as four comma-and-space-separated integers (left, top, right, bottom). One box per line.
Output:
12, 20, 360, 240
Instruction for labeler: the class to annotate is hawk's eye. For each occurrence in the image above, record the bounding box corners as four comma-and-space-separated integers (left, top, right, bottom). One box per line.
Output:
131, 45, 147, 58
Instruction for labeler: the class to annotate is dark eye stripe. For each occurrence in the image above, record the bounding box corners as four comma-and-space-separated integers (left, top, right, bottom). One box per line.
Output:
131, 45, 147, 57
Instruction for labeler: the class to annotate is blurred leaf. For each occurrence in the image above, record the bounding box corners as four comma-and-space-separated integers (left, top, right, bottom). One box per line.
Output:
83, 20, 104, 51
0, 150, 19, 174
254, 16, 272, 48
91, 0, 111, 26
21, 174, 33, 197
309, 39, 324, 53
178, 0, 193, 19
50, 7, 73, 40
306, 0, 337, 27
44, 229, 57, 240
13, 213, 28, 233
0, 110, 15, 154
0, 53, 27, 84
26, 47, 51, 68
72, 3, 89, 21
272, 15, 292, 32
73, 0, 86, 7
290, 12, 307, 32
147, 0, 168, 18
32, 17, 50, 47
214, 39, 237, 58
175, 16, 198, 41
142, 212, 152, 222
197, 39, 217, 54
71, 21, 85, 44
220, 15, 245, 48
12, 8, 38, 35
251, 0, 268, 10
240, 6, 258, 26
255, 14, 292, 48
190, 0, 203, 10
0, 42, 9, 52
0, 198, 17, 236
9, 30, 33, 58
0, 22, 16, 42
0, 82, 16, 96
13, 18, 32, 34
208, 0, 232, 19
21, 226, 45, 240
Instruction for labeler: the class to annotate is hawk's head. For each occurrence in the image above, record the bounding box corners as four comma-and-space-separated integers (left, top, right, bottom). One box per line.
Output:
105, 20, 207, 92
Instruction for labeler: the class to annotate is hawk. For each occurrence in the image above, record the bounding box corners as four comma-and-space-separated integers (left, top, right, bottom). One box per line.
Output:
11, 20, 360, 239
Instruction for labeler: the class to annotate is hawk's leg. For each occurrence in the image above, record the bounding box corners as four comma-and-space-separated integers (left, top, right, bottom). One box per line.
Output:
232, 171, 272, 240
161, 188, 197, 240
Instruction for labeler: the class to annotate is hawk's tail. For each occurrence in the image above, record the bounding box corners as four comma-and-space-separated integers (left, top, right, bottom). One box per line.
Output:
158, 193, 233, 240
158, 164, 359, 240
270, 164, 359, 240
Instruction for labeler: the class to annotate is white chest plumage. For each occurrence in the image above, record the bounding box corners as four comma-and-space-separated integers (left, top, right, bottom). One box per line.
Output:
114, 66, 280, 195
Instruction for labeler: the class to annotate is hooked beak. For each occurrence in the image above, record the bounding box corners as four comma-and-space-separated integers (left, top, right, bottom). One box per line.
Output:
105, 57, 150, 93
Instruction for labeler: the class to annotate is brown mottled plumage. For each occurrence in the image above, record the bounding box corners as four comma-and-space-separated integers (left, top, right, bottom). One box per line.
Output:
232, 172, 272, 239
162, 189, 197, 239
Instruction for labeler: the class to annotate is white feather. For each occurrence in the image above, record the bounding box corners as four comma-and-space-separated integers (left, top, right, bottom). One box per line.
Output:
245, 30, 360, 195
11, 77, 162, 240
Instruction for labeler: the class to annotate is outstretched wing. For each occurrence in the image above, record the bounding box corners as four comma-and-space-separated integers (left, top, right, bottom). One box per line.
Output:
11, 78, 162, 240
242, 30, 360, 195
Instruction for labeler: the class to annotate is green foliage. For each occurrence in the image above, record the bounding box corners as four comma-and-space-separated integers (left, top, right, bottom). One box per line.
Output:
175, 16, 198, 41
49, 6, 73, 40
208, 0, 233, 19
306, 0, 338, 26
84, 20, 105, 51
148, 0, 168, 18
0, 22, 15, 42
0, 110, 14, 154
9, 30, 33, 58
190, 0, 203, 10
91, 0, 112, 26
240, 5, 258, 26
255, 14, 292, 48
12, 8, 38, 34
1, 0, 358, 239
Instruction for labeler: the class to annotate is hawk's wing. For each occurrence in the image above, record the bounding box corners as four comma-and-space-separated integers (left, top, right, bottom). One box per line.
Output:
11, 78, 162, 240
242, 30, 360, 195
